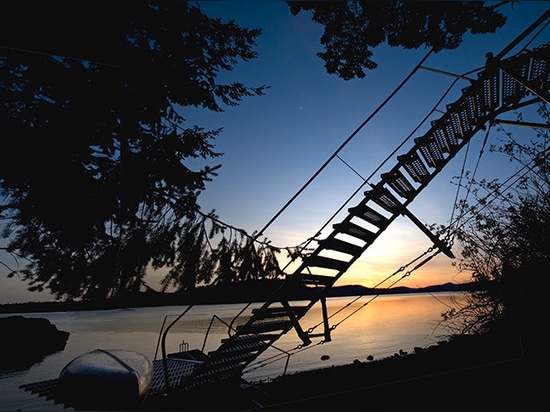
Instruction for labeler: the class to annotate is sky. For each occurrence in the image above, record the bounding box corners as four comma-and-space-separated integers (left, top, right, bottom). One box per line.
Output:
1, 1, 549, 304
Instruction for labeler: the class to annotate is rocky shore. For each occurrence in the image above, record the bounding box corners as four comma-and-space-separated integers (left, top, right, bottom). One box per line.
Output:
0, 315, 70, 371
2, 313, 534, 410
147, 329, 534, 411
245, 330, 535, 410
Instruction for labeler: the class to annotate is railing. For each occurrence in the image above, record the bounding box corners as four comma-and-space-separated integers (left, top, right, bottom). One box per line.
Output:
153, 302, 295, 389
200, 314, 236, 352
158, 305, 193, 392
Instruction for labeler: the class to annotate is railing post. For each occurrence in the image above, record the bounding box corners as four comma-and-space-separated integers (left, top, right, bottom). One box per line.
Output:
160, 305, 193, 393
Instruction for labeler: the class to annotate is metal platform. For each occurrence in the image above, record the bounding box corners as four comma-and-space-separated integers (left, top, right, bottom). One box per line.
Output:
19, 356, 203, 409
148, 357, 203, 395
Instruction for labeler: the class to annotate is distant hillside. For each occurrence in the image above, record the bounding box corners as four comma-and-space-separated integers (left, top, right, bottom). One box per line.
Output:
326, 282, 474, 297
0, 281, 474, 314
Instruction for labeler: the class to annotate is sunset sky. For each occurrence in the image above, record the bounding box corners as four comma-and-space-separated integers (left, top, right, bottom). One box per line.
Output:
1, 1, 549, 303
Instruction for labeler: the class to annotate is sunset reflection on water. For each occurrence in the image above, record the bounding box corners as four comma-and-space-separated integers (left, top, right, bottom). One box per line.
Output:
0, 292, 469, 403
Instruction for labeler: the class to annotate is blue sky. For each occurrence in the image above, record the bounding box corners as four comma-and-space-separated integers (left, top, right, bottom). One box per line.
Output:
1, 1, 549, 303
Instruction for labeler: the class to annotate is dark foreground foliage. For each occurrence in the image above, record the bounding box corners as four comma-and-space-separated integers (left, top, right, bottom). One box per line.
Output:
142, 327, 534, 411
252, 331, 532, 410
0, 316, 69, 371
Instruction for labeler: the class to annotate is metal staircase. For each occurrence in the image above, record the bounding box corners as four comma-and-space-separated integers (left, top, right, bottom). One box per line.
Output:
161, 42, 550, 396
18, 31, 550, 412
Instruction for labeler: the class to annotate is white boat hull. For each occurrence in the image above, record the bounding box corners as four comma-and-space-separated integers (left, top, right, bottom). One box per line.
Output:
58, 348, 153, 409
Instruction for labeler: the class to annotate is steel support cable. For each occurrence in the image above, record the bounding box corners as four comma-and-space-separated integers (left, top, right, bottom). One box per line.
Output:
323, 250, 442, 336
305, 245, 439, 334
446, 124, 494, 240
446, 143, 550, 234
317, 10, 550, 258
441, 11, 550, 241
254, 49, 434, 243
246, 245, 445, 370
336, 154, 366, 181
494, 8, 550, 61
280, 72, 474, 271
249, 13, 550, 376
243, 339, 325, 375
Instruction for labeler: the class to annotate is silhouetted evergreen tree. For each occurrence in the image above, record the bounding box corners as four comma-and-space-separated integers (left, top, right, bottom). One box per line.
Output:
0, 1, 521, 302
0, 1, 268, 300
288, 1, 506, 80
443, 105, 549, 355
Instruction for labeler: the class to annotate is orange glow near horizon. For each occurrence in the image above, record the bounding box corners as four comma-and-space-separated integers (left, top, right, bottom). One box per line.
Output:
277, 249, 470, 290
339, 256, 471, 290
273, 217, 472, 290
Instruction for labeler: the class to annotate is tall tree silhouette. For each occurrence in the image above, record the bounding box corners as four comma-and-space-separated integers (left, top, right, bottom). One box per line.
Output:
0, 1, 267, 300
288, 1, 506, 80
442, 105, 549, 357
0, 1, 514, 301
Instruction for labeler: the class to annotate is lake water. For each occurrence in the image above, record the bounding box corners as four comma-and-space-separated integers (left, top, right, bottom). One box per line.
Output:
0, 292, 467, 411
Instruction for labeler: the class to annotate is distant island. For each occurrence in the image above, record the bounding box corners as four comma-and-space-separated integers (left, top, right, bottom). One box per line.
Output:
0, 280, 474, 314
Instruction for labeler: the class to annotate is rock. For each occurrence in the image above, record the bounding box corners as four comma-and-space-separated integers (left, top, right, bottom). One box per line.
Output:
0, 315, 70, 370
414, 346, 424, 354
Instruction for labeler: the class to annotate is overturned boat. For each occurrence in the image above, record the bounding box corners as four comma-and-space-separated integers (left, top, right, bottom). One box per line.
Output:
56, 349, 152, 410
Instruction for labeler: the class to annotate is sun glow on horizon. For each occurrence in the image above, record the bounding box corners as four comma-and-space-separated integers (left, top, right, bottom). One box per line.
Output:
273, 214, 471, 290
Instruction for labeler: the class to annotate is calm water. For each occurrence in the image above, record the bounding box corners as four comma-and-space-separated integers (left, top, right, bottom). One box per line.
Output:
0, 292, 467, 410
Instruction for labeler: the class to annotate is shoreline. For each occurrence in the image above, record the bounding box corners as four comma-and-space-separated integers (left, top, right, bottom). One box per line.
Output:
0, 281, 473, 314
245, 330, 533, 409
141, 330, 532, 410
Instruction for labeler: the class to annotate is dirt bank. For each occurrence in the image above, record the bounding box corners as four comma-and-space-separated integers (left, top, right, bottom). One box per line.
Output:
248, 331, 536, 410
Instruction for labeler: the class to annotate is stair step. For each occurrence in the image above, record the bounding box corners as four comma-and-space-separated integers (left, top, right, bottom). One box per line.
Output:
183, 354, 256, 386
213, 340, 269, 356
286, 273, 335, 287
333, 221, 376, 243
319, 237, 363, 256
361, 191, 396, 215
464, 92, 483, 126
303, 254, 350, 271
348, 204, 389, 229
398, 152, 430, 184
415, 134, 445, 169
381, 170, 415, 200
252, 305, 309, 319
182, 368, 241, 389
435, 117, 461, 151
208, 351, 257, 367
451, 105, 475, 137
221, 333, 279, 344
481, 71, 499, 110
502, 71, 524, 104
237, 319, 292, 334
